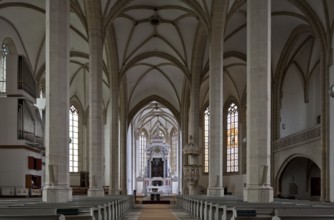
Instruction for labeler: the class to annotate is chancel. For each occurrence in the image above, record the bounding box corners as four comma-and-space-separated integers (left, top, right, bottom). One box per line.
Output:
143, 135, 174, 196
0, 0, 334, 219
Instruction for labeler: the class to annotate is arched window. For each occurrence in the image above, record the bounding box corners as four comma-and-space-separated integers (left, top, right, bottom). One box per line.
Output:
0, 43, 9, 93
204, 106, 210, 173
227, 103, 239, 173
138, 131, 147, 177
69, 105, 79, 172
171, 129, 178, 176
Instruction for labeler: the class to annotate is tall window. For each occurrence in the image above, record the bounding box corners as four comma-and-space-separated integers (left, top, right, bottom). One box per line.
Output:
0, 43, 9, 93
171, 129, 178, 175
139, 131, 147, 177
204, 107, 210, 173
69, 105, 79, 172
227, 103, 239, 173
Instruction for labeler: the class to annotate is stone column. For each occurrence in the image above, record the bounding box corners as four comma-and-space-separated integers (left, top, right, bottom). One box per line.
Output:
207, 0, 227, 197
43, 0, 72, 203
109, 53, 120, 195
321, 51, 330, 201
329, 43, 334, 201
183, 25, 206, 195
243, 0, 273, 203
86, 0, 104, 197
181, 92, 189, 194
120, 87, 127, 194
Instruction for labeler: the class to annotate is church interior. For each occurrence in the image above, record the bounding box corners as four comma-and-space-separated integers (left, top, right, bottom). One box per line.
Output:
0, 0, 334, 219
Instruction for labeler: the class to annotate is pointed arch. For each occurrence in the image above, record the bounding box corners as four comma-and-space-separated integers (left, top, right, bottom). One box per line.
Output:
128, 95, 180, 127
224, 97, 240, 173
203, 105, 210, 174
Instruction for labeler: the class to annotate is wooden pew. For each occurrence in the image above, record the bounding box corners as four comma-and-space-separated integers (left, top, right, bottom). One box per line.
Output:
273, 207, 334, 220
177, 195, 334, 220
0, 214, 65, 220
0, 207, 94, 220
0, 196, 132, 220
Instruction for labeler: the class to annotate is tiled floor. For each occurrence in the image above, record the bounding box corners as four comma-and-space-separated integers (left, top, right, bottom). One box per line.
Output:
121, 204, 196, 220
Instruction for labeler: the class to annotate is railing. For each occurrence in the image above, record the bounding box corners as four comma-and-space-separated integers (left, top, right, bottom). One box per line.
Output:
0, 186, 42, 197
176, 195, 334, 220
0, 195, 134, 220
273, 126, 321, 152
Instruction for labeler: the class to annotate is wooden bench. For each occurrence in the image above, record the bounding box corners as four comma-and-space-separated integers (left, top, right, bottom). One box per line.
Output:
0, 196, 133, 220
177, 195, 334, 220
0, 214, 65, 220
273, 207, 334, 220
4, 203, 95, 219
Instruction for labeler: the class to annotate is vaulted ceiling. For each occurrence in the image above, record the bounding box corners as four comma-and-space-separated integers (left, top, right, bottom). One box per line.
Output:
0, 0, 333, 130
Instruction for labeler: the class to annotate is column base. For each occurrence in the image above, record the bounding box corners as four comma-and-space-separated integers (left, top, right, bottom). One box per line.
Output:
109, 189, 121, 195
243, 185, 273, 203
207, 187, 224, 197
87, 188, 105, 197
42, 185, 72, 203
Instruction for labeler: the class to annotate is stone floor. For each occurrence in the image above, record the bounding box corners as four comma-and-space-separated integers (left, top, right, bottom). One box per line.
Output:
121, 204, 196, 220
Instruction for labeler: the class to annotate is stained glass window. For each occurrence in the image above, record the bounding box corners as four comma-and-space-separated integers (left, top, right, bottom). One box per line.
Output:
204, 107, 210, 173
171, 129, 177, 175
69, 105, 79, 172
0, 43, 9, 93
227, 103, 238, 173
139, 131, 147, 176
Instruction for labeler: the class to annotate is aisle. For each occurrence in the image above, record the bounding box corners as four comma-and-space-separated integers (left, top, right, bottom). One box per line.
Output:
122, 204, 196, 220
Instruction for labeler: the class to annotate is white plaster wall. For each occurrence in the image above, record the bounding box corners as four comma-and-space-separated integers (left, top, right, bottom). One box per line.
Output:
280, 66, 307, 137
307, 69, 321, 126
223, 174, 246, 197
69, 69, 86, 106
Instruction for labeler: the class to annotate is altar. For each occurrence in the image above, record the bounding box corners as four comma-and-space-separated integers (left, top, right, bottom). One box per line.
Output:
136, 135, 179, 195
143, 137, 172, 195
144, 177, 172, 194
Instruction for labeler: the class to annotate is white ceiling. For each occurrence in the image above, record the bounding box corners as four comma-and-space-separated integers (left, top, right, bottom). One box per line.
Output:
0, 0, 332, 132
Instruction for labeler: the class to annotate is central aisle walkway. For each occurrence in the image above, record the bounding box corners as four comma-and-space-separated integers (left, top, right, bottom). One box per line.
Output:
122, 204, 196, 220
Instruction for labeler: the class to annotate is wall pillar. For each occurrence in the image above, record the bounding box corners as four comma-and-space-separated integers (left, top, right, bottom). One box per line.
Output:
86, 0, 104, 197
43, 0, 72, 203
183, 25, 206, 195
328, 35, 334, 201
120, 88, 127, 194
109, 54, 120, 195
207, 0, 228, 197
243, 0, 273, 203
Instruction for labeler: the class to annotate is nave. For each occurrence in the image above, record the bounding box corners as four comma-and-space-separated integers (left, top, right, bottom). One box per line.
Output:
121, 204, 195, 220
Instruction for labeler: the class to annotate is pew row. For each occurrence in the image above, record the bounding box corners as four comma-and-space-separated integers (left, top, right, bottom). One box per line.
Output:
176, 195, 334, 220
0, 215, 65, 220
0, 195, 133, 220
